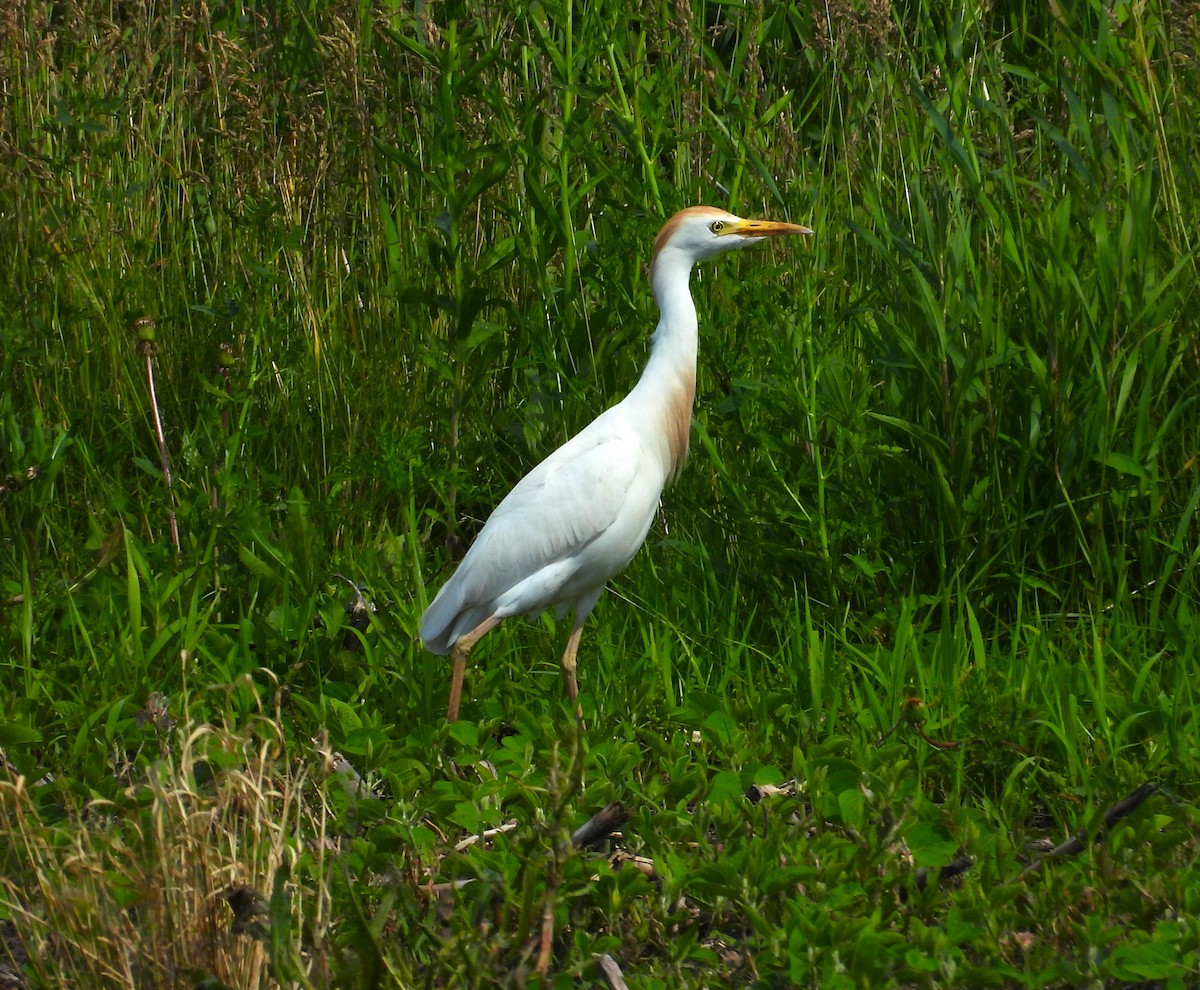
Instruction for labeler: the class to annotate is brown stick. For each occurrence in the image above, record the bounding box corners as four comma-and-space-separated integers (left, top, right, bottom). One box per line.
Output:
534, 901, 555, 977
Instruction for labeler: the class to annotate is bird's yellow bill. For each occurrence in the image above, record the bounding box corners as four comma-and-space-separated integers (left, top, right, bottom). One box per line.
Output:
726, 218, 813, 237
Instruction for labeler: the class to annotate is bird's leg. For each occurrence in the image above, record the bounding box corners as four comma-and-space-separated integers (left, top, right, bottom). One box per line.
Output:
560, 617, 587, 722
447, 616, 500, 723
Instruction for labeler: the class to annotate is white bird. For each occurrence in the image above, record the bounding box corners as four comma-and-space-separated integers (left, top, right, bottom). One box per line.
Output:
421, 206, 812, 721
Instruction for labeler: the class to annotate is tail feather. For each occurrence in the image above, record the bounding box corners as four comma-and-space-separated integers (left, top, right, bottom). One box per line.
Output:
419, 581, 461, 655
420, 577, 494, 656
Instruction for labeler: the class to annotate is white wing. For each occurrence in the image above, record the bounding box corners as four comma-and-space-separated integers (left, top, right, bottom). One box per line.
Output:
420, 410, 664, 653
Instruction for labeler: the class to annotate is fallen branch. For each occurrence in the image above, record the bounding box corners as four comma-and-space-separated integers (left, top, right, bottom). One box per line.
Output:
1019, 782, 1158, 878
571, 802, 629, 850
598, 953, 630, 990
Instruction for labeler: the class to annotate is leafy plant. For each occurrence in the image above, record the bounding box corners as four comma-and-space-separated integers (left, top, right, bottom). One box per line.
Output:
1, 0, 1197, 986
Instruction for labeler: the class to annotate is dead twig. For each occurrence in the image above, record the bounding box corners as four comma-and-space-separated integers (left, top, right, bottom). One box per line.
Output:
880, 698, 961, 749
534, 899, 555, 977
134, 317, 180, 555
454, 819, 519, 853
422, 878, 476, 896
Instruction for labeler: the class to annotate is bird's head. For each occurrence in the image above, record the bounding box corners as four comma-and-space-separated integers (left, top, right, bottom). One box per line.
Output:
651, 206, 812, 272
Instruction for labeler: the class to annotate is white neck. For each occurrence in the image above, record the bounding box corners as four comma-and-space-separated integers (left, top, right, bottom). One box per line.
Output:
624, 247, 700, 480
650, 246, 699, 350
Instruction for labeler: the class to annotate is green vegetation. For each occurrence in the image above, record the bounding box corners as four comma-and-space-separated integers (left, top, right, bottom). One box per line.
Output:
1, 0, 1198, 985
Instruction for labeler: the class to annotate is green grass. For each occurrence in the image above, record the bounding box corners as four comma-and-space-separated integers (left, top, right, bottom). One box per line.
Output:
1, 0, 1199, 986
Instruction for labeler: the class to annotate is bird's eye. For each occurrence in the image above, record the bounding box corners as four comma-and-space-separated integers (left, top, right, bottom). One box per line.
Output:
709, 220, 725, 233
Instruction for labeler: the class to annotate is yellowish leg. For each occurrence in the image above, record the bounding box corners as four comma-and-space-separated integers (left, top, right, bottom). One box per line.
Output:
560, 618, 586, 722
447, 616, 500, 722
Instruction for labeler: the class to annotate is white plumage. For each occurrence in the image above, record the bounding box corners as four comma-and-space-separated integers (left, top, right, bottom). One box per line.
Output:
420, 206, 811, 720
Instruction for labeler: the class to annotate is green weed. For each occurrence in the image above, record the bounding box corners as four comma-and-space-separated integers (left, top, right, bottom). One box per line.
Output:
1, 0, 1198, 986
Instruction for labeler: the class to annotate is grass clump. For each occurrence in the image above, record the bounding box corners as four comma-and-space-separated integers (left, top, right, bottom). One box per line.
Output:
1, 715, 325, 987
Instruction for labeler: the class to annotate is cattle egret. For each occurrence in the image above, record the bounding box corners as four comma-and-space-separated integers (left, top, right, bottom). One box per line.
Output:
421, 206, 812, 721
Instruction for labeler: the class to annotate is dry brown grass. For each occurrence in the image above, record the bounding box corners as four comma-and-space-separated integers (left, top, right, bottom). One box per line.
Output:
0, 721, 334, 989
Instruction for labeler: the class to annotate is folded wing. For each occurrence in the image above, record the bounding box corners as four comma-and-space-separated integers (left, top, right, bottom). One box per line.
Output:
419, 419, 660, 654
